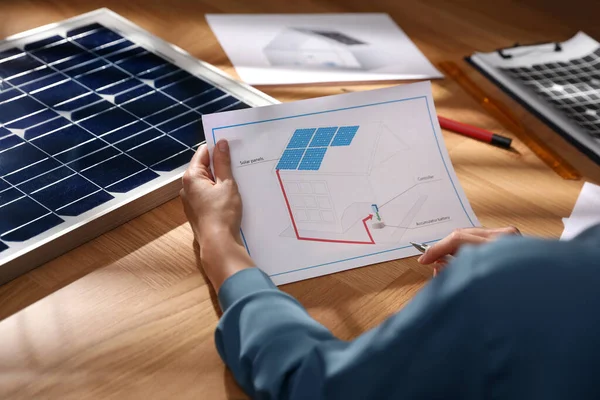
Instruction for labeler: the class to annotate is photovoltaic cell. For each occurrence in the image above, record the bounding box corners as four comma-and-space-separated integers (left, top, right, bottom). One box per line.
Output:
152, 150, 196, 172
3, 158, 62, 185
0, 188, 22, 206
95, 39, 135, 57
30, 174, 100, 211
117, 52, 167, 75
121, 91, 176, 118
7, 67, 55, 86
127, 136, 186, 167
24, 35, 64, 51
2, 214, 64, 241
299, 148, 327, 170
0, 96, 45, 124
0, 135, 23, 151
54, 139, 106, 164
286, 128, 316, 149
331, 126, 359, 146
197, 95, 239, 114
18, 166, 74, 194
0, 54, 44, 79
185, 89, 226, 109
276, 149, 305, 170
57, 191, 114, 217
0, 197, 50, 235
0, 143, 46, 175
31, 125, 95, 155
0, 16, 254, 265
31, 42, 86, 64
72, 28, 124, 50
106, 47, 145, 63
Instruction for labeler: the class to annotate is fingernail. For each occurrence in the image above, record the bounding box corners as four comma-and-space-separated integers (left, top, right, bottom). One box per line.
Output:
417, 255, 424, 263
218, 140, 229, 153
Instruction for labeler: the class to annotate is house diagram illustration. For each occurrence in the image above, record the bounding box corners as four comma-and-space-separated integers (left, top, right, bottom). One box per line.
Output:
263, 27, 403, 71
274, 123, 436, 245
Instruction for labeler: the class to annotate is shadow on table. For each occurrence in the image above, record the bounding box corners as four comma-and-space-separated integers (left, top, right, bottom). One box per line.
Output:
0, 200, 189, 321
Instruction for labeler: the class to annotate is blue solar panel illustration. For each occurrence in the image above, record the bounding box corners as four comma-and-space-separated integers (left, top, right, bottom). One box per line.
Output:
309, 127, 337, 147
0, 20, 253, 255
331, 125, 359, 146
276, 149, 305, 170
277, 125, 360, 172
299, 148, 327, 170
286, 128, 316, 149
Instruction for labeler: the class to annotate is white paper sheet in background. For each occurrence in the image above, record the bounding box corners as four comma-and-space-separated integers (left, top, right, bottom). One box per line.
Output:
561, 182, 600, 240
202, 82, 479, 285
206, 13, 443, 85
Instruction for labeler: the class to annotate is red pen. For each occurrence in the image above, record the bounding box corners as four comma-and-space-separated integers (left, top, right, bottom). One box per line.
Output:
438, 115, 513, 149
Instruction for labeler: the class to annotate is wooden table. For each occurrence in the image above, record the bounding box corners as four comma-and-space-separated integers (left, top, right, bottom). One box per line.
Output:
1, 1, 599, 398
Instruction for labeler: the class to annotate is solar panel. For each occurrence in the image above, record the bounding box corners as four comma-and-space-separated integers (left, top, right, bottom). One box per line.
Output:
298, 148, 327, 170
0, 9, 275, 284
286, 128, 316, 149
500, 48, 600, 138
309, 127, 337, 147
277, 125, 359, 171
331, 125, 358, 146
276, 149, 305, 170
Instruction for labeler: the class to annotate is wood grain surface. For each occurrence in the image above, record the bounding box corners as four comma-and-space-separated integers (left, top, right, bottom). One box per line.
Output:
1, 0, 599, 398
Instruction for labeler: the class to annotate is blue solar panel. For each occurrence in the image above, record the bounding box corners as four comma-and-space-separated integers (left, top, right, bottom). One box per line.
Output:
299, 148, 327, 170
309, 127, 337, 147
276, 149, 305, 170
277, 125, 359, 171
0, 19, 252, 257
331, 125, 359, 146
286, 128, 316, 149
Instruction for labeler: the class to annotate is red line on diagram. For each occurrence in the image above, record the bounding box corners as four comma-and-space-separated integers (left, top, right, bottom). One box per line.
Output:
276, 169, 375, 245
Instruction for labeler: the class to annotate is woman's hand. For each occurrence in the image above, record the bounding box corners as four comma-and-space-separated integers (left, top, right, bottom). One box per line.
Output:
180, 140, 254, 292
418, 227, 521, 274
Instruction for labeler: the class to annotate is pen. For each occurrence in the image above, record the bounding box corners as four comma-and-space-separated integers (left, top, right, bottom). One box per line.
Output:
410, 241, 454, 277
438, 115, 513, 149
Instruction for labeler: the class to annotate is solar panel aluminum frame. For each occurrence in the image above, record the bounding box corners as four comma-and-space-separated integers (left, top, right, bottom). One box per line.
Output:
0, 8, 277, 285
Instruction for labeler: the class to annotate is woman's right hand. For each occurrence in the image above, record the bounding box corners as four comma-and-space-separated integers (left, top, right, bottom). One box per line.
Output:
418, 227, 522, 272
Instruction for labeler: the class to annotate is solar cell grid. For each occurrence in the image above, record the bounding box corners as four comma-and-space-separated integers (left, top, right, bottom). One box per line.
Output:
502, 48, 600, 137
299, 148, 327, 170
286, 128, 315, 149
331, 125, 358, 146
276, 149, 305, 170
278, 125, 359, 171
0, 16, 253, 261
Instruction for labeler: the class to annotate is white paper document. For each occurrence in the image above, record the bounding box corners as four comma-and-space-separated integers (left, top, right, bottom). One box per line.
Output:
561, 182, 600, 241
203, 82, 479, 285
206, 13, 442, 85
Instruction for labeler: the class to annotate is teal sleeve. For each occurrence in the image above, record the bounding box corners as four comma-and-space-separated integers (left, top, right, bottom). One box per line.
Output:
215, 263, 486, 400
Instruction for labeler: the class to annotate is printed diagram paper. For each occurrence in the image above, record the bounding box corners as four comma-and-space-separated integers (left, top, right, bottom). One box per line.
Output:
206, 13, 442, 85
203, 82, 479, 285
561, 182, 600, 241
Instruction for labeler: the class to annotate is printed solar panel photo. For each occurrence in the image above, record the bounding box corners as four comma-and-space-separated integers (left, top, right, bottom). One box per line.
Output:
500, 47, 600, 138
0, 9, 275, 284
